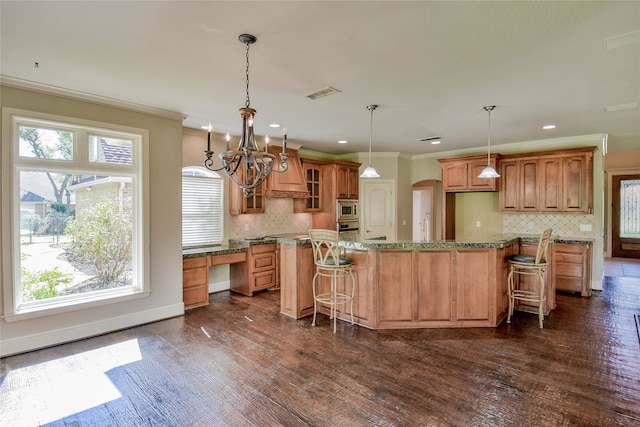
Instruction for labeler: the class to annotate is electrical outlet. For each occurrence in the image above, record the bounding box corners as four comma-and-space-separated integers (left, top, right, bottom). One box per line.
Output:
403, 219, 407, 226
244, 224, 249, 232
528, 222, 534, 230
476, 221, 481, 228
580, 224, 592, 232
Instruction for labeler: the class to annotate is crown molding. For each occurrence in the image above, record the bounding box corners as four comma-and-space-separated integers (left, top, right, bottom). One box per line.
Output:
1, 75, 186, 122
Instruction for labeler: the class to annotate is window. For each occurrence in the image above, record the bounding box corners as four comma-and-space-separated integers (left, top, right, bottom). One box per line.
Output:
3, 110, 147, 318
620, 179, 640, 238
182, 167, 223, 247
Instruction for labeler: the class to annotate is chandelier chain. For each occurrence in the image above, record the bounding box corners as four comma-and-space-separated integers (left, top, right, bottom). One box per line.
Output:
245, 40, 251, 108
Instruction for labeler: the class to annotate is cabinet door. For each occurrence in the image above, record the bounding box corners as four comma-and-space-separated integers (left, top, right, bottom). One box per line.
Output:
442, 162, 468, 191
519, 158, 539, 211
455, 250, 490, 321
347, 166, 359, 199
500, 159, 519, 211
540, 157, 562, 211
336, 165, 350, 199
416, 250, 452, 321
229, 169, 265, 215
563, 155, 587, 211
468, 158, 498, 191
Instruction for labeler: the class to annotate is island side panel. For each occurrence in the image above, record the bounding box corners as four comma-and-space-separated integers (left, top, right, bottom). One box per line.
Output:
377, 249, 415, 326
416, 250, 453, 322
454, 249, 492, 323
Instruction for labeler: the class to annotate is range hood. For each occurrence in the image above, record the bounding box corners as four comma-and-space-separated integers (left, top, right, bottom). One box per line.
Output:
265, 146, 310, 198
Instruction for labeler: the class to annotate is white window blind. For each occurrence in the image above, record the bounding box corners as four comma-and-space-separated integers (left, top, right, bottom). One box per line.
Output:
182, 167, 223, 247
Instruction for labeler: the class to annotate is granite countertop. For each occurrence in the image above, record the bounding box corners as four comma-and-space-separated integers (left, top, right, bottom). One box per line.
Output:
182, 244, 248, 259
184, 233, 594, 257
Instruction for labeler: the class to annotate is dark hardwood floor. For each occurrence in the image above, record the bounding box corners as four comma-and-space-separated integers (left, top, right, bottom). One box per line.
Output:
1, 276, 639, 426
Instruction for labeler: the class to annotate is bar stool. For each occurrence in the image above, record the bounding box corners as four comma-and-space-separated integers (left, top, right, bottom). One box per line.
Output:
309, 229, 355, 333
506, 228, 553, 329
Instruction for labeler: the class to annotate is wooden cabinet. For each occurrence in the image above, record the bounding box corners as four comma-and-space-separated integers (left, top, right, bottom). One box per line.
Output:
230, 243, 277, 296
302, 159, 361, 230
182, 256, 209, 310
336, 162, 360, 199
553, 243, 591, 296
294, 159, 324, 213
439, 154, 500, 192
279, 242, 315, 319
499, 147, 594, 213
229, 178, 265, 215
540, 153, 592, 212
500, 157, 539, 212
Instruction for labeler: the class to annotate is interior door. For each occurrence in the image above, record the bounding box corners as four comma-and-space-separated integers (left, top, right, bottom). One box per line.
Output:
612, 174, 640, 258
412, 188, 432, 241
362, 180, 395, 240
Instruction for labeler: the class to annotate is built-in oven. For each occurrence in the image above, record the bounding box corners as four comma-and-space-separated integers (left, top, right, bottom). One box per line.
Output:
336, 199, 359, 222
337, 221, 359, 242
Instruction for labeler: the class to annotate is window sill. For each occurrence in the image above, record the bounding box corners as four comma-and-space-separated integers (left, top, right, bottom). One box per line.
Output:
2, 288, 151, 323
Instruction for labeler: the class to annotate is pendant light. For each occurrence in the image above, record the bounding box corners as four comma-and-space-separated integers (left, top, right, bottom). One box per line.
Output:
360, 104, 380, 178
204, 34, 289, 197
477, 105, 500, 179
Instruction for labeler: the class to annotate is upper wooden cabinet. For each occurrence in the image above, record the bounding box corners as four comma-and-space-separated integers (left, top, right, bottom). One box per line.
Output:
335, 161, 360, 199
499, 157, 539, 212
229, 170, 265, 215
439, 154, 500, 192
294, 159, 324, 213
499, 147, 595, 213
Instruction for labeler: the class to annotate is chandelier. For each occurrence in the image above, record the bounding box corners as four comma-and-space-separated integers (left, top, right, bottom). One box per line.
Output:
204, 34, 289, 197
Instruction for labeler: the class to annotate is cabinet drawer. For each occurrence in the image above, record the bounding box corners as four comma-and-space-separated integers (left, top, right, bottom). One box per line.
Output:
252, 253, 276, 271
210, 252, 246, 265
183, 284, 209, 309
555, 277, 583, 293
253, 270, 276, 291
251, 243, 276, 254
183, 256, 208, 269
555, 252, 584, 264
183, 267, 208, 288
555, 262, 584, 278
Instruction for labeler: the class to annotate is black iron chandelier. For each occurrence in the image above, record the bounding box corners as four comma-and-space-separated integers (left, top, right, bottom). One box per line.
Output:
204, 34, 289, 197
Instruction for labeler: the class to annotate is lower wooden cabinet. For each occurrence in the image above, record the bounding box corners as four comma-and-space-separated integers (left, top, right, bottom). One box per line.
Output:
182, 256, 209, 310
230, 244, 277, 296
553, 243, 592, 296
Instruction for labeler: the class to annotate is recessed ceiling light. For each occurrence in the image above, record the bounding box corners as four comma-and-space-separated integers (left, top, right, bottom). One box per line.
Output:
542, 124, 556, 130
269, 123, 280, 128
338, 140, 347, 144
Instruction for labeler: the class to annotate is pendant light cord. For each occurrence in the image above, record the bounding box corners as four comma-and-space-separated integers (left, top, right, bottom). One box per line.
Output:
367, 104, 377, 165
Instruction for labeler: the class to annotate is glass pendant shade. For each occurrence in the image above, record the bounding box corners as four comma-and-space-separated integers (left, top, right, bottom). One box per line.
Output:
360, 165, 380, 178
478, 165, 500, 179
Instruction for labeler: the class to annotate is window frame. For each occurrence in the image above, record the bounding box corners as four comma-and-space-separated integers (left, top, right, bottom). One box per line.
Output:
1, 108, 150, 321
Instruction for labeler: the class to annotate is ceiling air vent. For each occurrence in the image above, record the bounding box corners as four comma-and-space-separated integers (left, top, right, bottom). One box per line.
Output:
306, 86, 341, 100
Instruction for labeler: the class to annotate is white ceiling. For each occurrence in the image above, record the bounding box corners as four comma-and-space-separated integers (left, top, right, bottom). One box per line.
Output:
1, 1, 639, 156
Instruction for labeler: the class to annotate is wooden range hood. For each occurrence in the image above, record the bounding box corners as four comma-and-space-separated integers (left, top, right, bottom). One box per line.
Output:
264, 146, 310, 198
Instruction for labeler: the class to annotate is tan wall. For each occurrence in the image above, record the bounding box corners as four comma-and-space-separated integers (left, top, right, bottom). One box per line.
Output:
1, 85, 184, 356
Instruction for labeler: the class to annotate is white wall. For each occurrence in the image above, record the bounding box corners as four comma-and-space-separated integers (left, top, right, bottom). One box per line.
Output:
0, 84, 184, 356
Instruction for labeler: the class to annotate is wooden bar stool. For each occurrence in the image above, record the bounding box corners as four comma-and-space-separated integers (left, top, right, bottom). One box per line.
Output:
309, 229, 355, 333
506, 228, 553, 328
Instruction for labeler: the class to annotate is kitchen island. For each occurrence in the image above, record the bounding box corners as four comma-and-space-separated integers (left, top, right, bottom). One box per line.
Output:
278, 235, 593, 329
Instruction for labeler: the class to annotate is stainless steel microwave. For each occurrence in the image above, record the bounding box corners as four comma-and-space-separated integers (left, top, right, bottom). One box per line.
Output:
336, 200, 359, 222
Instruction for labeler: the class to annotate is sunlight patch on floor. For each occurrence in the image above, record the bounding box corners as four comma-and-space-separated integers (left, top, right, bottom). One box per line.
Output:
0, 339, 142, 425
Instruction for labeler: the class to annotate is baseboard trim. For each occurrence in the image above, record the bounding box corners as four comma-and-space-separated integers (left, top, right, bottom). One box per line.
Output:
0, 303, 184, 357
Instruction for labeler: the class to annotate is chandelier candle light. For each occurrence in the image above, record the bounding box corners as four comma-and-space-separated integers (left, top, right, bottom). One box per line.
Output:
204, 34, 289, 197
477, 105, 500, 179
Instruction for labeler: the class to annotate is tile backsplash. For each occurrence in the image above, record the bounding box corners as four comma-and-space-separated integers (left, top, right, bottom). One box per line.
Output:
228, 198, 312, 239
502, 213, 595, 238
